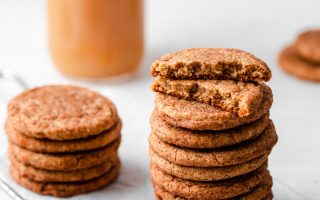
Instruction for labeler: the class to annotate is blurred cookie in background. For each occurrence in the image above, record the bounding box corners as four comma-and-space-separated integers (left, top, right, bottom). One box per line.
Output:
278, 29, 320, 82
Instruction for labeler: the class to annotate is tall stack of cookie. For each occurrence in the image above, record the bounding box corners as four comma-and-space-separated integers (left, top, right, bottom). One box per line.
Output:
5, 85, 121, 197
149, 48, 278, 200
278, 29, 320, 82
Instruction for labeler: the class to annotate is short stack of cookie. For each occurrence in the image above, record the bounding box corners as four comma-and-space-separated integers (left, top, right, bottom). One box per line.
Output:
149, 48, 278, 200
5, 85, 121, 197
279, 29, 320, 82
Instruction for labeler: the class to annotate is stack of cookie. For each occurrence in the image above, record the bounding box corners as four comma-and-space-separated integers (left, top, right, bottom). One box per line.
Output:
149, 48, 278, 199
5, 85, 121, 197
279, 29, 320, 82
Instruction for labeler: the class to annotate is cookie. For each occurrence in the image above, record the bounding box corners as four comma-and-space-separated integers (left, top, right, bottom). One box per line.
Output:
278, 45, 320, 82
8, 85, 119, 140
5, 119, 121, 153
9, 150, 119, 182
149, 122, 277, 167
295, 30, 320, 63
150, 163, 269, 200
152, 78, 264, 117
151, 110, 269, 149
150, 148, 268, 181
154, 176, 272, 200
155, 85, 272, 130
9, 138, 120, 171
10, 161, 120, 197
151, 48, 271, 82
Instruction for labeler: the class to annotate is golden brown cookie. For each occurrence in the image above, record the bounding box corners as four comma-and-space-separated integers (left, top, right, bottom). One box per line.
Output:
154, 176, 272, 200
152, 78, 264, 117
5, 119, 121, 153
9, 138, 120, 171
9, 150, 119, 182
8, 85, 119, 140
151, 48, 271, 82
151, 110, 270, 149
278, 45, 320, 82
155, 85, 272, 130
295, 30, 320, 63
150, 148, 268, 181
10, 161, 120, 197
150, 163, 270, 200
149, 122, 277, 167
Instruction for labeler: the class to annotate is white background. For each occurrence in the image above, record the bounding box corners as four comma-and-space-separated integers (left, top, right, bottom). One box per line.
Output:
0, 0, 320, 199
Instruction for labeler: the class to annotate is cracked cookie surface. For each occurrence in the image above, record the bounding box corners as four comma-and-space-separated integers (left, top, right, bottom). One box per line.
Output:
152, 78, 264, 117
8, 85, 119, 140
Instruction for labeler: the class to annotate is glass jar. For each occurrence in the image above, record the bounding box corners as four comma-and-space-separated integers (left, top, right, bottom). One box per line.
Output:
48, 0, 143, 79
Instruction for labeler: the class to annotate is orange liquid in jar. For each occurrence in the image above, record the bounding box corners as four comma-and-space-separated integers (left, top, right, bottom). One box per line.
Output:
48, 0, 143, 78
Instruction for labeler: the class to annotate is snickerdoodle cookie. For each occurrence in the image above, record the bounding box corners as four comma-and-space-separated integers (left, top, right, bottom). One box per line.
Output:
8, 85, 119, 140
151, 48, 271, 82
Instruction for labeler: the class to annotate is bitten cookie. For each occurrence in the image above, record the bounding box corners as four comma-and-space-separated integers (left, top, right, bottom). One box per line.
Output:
278, 45, 320, 82
9, 151, 119, 182
10, 161, 120, 197
151, 110, 270, 149
295, 30, 320, 63
9, 138, 120, 170
149, 122, 277, 167
155, 85, 272, 130
150, 148, 268, 181
5, 119, 121, 153
151, 163, 269, 200
151, 48, 271, 82
152, 78, 264, 117
8, 85, 119, 140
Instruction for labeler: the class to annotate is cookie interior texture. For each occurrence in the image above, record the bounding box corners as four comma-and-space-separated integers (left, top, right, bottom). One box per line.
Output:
151, 109, 270, 149
8, 85, 119, 140
152, 78, 264, 117
151, 48, 271, 82
150, 163, 270, 200
10, 161, 121, 197
155, 84, 272, 130
278, 45, 320, 82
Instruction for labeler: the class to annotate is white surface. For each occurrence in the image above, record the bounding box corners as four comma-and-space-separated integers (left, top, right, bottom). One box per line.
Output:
0, 0, 320, 199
